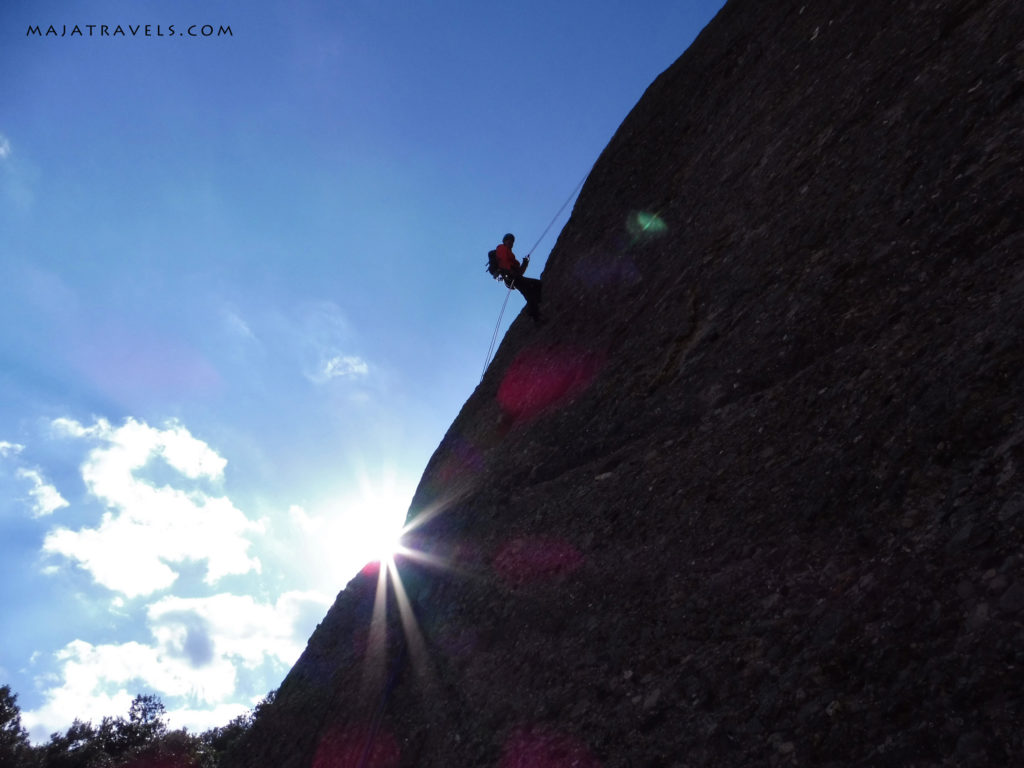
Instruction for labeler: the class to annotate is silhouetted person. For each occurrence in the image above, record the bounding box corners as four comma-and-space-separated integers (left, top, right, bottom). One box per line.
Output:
495, 233, 543, 322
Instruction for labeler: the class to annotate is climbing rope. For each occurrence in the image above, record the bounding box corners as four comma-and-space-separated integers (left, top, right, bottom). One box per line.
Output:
479, 173, 589, 380
522, 173, 588, 260
481, 279, 515, 381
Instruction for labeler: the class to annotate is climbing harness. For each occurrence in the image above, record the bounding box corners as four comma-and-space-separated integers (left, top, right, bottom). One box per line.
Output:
479, 173, 588, 380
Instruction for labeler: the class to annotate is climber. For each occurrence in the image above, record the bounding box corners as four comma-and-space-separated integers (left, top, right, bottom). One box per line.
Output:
495, 233, 544, 322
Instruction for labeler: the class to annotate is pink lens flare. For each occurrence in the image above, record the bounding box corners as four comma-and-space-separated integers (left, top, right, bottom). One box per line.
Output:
312, 722, 400, 768
497, 347, 604, 423
499, 725, 603, 768
493, 536, 585, 587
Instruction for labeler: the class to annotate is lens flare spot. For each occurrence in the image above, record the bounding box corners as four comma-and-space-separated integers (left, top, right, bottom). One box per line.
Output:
572, 257, 642, 289
499, 725, 602, 768
493, 536, 585, 587
627, 210, 668, 239
360, 560, 383, 577
312, 722, 400, 768
497, 347, 604, 423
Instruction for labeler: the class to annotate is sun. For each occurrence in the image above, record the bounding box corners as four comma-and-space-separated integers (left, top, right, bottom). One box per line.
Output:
359, 506, 407, 567
293, 466, 417, 591
346, 473, 412, 569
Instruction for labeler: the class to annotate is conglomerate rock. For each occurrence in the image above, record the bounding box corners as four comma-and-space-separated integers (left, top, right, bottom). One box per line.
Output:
225, 0, 1023, 765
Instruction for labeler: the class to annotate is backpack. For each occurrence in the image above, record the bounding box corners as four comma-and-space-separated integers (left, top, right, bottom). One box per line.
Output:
486, 249, 502, 279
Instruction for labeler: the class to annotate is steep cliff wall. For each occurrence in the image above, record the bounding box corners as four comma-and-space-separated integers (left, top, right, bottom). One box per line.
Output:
227, 0, 1023, 765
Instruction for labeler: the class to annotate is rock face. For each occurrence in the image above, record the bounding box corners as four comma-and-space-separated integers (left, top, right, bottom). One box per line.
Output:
226, 0, 1023, 765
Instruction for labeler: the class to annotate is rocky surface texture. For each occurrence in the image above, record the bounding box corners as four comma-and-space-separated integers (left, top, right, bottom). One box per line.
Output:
225, 0, 1023, 765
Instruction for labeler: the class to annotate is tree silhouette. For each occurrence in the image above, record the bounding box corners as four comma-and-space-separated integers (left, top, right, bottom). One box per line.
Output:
0, 685, 32, 767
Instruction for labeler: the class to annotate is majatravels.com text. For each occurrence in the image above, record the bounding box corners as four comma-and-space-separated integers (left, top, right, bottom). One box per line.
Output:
27, 24, 232, 38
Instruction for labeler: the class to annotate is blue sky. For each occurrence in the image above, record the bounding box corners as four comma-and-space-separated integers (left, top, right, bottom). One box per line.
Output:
0, 0, 725, 742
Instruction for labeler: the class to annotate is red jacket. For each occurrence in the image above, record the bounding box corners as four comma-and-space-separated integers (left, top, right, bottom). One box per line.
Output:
495, 243, 526, 276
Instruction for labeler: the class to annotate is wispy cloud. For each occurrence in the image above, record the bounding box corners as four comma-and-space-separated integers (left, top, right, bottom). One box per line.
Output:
222, 308, 257, 342
0, 133, 37, 212
16, 468, 69, 517
1, 441, 69, 516
45, 417, 262, 597
288, 300, 372, 385
320, 354, 370, 381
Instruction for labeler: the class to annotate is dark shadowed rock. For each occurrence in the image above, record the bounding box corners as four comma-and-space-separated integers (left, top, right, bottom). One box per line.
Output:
225, 0, 1023, 765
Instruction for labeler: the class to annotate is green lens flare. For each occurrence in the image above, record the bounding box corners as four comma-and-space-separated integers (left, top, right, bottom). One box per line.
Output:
627, 211, 668, 239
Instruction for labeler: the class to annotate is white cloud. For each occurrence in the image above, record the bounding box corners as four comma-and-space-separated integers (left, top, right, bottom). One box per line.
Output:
0, 440, 25, 457
16, 468, 69, 517
0, 134, 10, 160
165, 701, 252, 735
44, 417, 261, 597
148, 590, 330, 673
20, 640, 141, 740
21, 590, 331, 741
